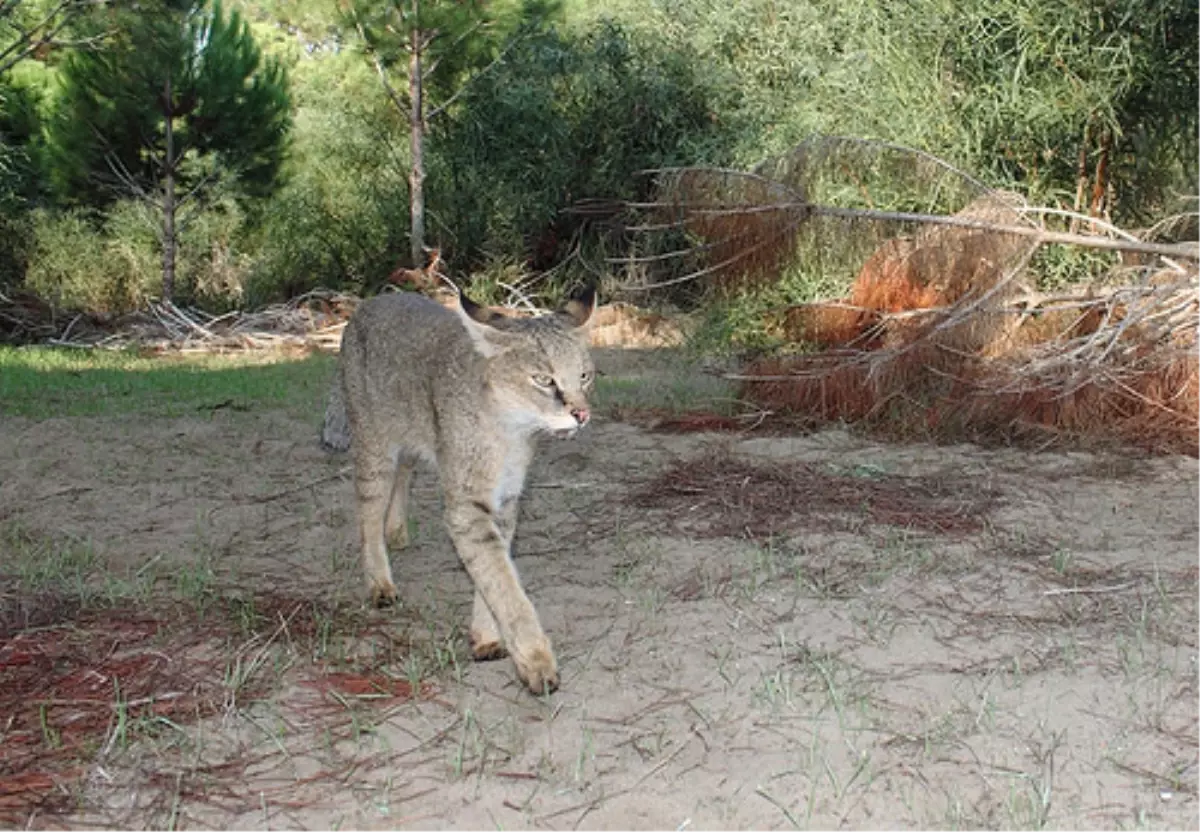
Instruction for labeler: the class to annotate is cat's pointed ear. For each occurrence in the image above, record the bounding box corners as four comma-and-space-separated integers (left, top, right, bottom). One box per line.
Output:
558, 284, 597, 329
453, 291, 514, 357
459, 291, 503, 326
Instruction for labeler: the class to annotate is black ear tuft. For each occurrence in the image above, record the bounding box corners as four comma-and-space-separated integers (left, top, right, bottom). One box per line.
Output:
561, 284, 597, 328
459, 290, 500, 325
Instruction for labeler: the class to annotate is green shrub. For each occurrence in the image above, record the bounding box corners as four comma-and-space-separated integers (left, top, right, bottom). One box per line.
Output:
23, 208, 156, 314
244, 174, 407, 305
171, 198, 253, 310
21, 200, 255, 314
429, 20, 737, 279
241, 53, 409, 305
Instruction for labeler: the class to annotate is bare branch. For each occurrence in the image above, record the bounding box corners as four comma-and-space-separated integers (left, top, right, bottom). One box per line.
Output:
175, 170, 224, 232
426, 25, 533, 121
617, 212, 809, 292
103, 152, 159, 207
0, 0, 109, 76
620, 190, 1199, 261
809, 205, 1199, 260
355, 20, 410, 117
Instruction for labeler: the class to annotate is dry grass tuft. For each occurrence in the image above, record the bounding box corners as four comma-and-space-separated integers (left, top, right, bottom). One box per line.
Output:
587, 303, 686, 348
627, 452, 997, 539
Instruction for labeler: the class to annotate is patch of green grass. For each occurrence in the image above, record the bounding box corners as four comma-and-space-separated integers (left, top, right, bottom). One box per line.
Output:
685, 261, 851, 357
0, 518, 162, 602
2, 520, 97, 590
594, 349, 738, 416
606, 375, 718, 418
0, 346, 336, 419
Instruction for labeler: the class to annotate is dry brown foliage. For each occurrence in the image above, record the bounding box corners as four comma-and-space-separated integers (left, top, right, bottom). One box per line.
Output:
741, 303, 1199, 455
642, 167, 812, 292
0, 586, 434, 826
623, 139, 1198, 455
0, 289, 360, 352
627, 452, 998, 539
775, 193, 1037, 351
587, 302, 684, 348
632, 144, 1195, 481
744, 234, 1199, 453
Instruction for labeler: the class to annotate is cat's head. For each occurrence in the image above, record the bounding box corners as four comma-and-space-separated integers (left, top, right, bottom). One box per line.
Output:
454, 286, 597, 438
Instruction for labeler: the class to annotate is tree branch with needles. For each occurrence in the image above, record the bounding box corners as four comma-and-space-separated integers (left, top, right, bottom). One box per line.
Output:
0, 0, 109, 76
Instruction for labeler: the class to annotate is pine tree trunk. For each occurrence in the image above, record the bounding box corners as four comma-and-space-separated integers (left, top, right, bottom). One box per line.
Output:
408, 8, 426, 267
1070, 122, 1090, 235
1089, 130, 1112, 220
162, 75, 177, 302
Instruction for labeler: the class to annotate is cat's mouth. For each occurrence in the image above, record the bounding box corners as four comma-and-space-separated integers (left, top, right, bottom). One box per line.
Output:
553, 427, 579, 440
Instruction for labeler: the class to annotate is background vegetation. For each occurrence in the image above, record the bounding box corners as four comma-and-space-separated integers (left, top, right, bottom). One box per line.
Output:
0, 0, 1195, 317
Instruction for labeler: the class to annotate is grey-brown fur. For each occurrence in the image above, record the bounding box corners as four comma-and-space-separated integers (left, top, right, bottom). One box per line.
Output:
321, 289, 596, 694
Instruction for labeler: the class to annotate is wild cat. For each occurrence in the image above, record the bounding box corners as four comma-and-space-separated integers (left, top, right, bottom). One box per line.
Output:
321, 287, 596, 694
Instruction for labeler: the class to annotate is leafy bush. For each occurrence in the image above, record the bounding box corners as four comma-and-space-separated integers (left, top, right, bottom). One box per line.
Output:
629, 0, 1196, 222
6, 0, 1194, 317
429, 20, 738, 277
171, 198, 254, 309
0, 65, 52, 287
241, 50, 409, 305
22, 200, 251, 314
24, 208, 158, 314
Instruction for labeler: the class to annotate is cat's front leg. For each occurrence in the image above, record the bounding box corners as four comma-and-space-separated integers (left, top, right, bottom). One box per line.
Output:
444, 498, 557, 694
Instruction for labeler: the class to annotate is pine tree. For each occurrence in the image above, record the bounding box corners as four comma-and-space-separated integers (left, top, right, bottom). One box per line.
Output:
346, 0, 555, 267
0, 0, 100, 77
46, 0, 290, 300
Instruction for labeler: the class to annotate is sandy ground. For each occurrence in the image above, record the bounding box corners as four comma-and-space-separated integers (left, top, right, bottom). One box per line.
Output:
1, 348, 1197, 829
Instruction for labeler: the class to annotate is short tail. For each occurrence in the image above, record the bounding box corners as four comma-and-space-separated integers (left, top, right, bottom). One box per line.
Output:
320, 362, 351, 453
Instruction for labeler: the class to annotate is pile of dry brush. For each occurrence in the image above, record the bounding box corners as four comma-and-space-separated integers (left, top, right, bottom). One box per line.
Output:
0, 288, 358, 353
619, 137, 1199, 455
0, 267, 684, 353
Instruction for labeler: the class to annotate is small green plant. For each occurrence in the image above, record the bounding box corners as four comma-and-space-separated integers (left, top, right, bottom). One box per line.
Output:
174, 558, 217, 611
107, 677, 130, 752
1029, 245, 1118, 293
39, 704, 61, 750
754, 667, 796, 710
1050, 548, 1074, 575
573, 726, 595, 783
12, 529, 96, 593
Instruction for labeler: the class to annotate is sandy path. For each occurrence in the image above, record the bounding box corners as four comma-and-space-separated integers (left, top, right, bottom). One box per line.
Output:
0, 353, 1196, 829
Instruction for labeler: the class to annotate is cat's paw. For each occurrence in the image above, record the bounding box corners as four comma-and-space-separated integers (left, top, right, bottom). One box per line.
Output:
369, 579, 399, 608
469, 630, 508, 661
512, 640, 559, 695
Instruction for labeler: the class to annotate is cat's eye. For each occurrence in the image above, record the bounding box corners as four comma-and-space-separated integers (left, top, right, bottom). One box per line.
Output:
581, 371, 594, 384
531, 373, 554, 388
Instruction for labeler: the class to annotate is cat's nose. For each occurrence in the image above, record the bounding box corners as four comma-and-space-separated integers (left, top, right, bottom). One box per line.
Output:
571, 407, 590, 426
